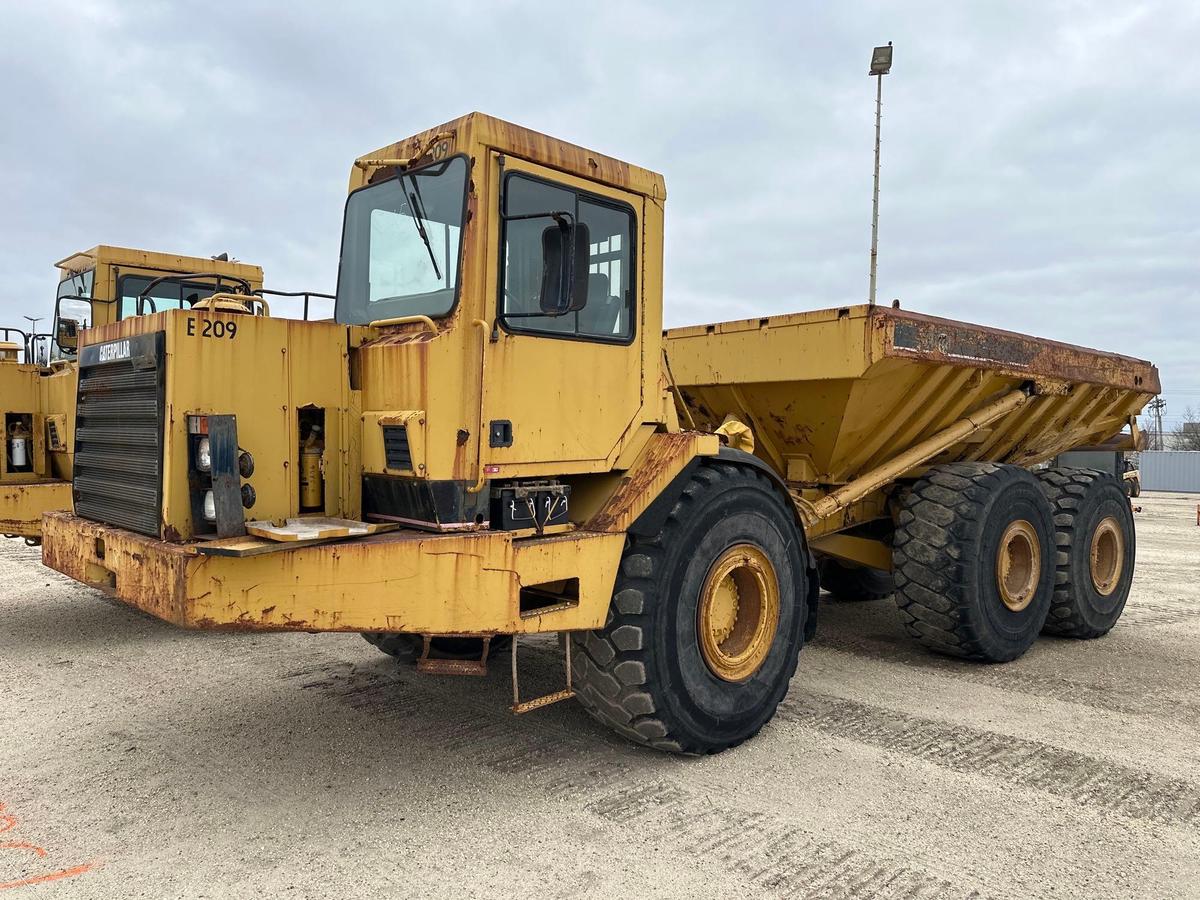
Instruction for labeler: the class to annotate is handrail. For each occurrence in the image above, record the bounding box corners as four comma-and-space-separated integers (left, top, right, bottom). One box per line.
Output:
256, 288, 335, 322
368, 314, 438, 333
467, 319, 491, 494
135, 271, 255, 316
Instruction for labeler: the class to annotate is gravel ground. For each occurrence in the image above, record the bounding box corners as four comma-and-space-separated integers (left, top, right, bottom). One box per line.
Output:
2, 492, 1198, 899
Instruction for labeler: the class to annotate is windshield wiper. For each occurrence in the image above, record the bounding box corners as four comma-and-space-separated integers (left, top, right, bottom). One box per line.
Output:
401, 173, 442, 282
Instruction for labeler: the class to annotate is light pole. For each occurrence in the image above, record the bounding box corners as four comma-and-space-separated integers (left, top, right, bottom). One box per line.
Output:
868, 42, 893, 307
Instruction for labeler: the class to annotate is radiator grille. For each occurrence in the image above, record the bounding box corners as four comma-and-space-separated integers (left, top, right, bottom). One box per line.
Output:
73, 333, 166, 537
383, 425, 412, 471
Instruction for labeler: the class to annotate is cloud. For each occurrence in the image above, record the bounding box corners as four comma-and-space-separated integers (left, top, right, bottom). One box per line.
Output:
1, 0, 1195, 417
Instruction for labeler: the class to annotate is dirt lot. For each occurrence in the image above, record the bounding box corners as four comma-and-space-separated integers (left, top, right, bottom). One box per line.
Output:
2, 492, 1198, 899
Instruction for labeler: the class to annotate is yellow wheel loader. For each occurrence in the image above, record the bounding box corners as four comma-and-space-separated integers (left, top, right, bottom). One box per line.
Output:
40, 114, 1158, 753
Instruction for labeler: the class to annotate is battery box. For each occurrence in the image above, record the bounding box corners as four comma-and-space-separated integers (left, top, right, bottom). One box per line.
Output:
490, 482, 571, 532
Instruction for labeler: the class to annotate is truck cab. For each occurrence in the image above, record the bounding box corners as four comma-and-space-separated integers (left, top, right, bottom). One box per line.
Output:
0, 246, 263, 541
340, 114, 676, 530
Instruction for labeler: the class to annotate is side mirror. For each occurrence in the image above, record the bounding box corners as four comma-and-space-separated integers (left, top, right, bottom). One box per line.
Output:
539, 219, 591, 316
56, 317, 80, 351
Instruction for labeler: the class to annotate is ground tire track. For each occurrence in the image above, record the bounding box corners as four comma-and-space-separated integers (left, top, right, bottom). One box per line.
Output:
810, 628, 1200, 718
776, 692, 1200, 828
281, 655, 990, 899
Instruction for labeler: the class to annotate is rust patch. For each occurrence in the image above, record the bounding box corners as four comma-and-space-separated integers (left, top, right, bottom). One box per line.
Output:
42, 511, 195, 627
881, 307, 1160, 394
586, 433, 704, 533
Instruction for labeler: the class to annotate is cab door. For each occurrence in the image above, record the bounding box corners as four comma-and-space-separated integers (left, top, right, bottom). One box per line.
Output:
482, 153, 644, 475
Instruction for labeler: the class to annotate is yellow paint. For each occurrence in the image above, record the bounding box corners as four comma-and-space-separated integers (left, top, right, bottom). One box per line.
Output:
1, 247, 262, 540
361, 410, 426, 476
43, 510, 623, 634
0, 482, 73, 538
39, 113, 1160, 628
697, 543, 780, 683
666, 304, 1158, 562
807, 532, 894, 572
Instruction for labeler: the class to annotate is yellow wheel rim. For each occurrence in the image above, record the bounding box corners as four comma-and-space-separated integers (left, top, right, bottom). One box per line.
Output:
996, 519, 1040, 612
1089, 516, 1125, 596
697, 544, 780, 683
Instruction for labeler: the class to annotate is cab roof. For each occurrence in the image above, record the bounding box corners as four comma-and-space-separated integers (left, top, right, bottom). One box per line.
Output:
54, 245, 263, 284
351, 111, 666, 200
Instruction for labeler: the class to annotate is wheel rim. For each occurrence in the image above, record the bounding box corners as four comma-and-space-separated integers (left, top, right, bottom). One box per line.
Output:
1089, 516, 1125, 596
996, 519, 1040, 612
697, 544, 780, 683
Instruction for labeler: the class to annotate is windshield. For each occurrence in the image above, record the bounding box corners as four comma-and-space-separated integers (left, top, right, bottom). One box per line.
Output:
117, 274, 235, 319
335, 155, 468, 325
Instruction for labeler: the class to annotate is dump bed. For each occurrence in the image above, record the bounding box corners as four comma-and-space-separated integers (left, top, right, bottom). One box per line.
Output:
665, 305, 1159, 489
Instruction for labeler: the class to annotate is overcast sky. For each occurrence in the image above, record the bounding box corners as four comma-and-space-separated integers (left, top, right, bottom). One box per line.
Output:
2, 1, 1196, 428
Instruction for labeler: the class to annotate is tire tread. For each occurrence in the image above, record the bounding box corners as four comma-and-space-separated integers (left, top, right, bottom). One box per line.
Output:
892, 462, 1052, 662
571, 463, 806, 754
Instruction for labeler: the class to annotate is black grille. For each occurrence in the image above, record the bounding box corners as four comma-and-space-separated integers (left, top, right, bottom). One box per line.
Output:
383, 425, 412, 471
73, 332, 166, 537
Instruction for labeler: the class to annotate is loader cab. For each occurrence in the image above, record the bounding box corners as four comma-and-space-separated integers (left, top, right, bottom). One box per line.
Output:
51, 246, 264, 359
338, 113, 668, 508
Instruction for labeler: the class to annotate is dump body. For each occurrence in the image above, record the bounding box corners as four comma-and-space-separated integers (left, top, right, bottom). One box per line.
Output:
666, 304, 1158, 547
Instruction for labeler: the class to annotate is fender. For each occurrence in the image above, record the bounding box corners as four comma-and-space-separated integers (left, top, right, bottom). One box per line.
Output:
628, 446, 820, 640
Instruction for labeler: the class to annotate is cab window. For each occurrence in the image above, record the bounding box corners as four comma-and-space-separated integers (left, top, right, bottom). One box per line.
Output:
117, 274, 232, 319
499, 173, 636, 342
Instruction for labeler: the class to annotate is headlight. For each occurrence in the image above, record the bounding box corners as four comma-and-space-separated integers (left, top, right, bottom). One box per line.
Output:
196, 437, 212, 472
202, 489, 216, 522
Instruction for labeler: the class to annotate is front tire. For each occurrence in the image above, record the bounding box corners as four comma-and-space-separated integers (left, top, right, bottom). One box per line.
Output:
892, 462, 1055, 662
1037, 468, 1136, 638
571, 463, 810, 754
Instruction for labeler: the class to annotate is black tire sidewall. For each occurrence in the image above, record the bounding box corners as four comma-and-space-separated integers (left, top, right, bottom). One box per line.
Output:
361, 632, 421, 659
1066, 480, 1136, 631
971, 477, 1055, 656
653, 476, 805, 741
818, 557, 893, 600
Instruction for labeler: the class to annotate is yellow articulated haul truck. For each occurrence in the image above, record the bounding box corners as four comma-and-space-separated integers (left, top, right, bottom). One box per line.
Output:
0, 246, 265, 543
41, 114, 1159, 754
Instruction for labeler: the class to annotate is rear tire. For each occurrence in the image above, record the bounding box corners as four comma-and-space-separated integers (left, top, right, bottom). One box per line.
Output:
1127, 476, 1141, 499
892, 462, 1055, 662
818, 557, 893, 602
1037, 468, 1136, 638
571, 463, 810, 754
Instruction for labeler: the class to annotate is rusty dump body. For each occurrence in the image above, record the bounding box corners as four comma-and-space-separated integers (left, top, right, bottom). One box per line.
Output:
666, 304, 1158, 549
